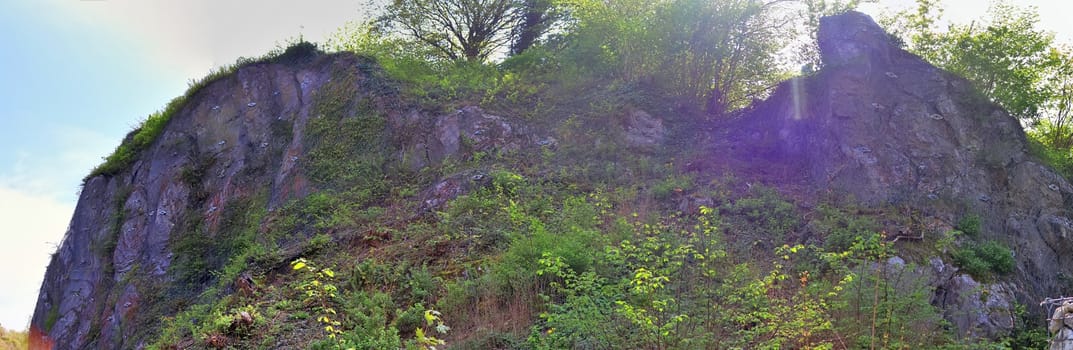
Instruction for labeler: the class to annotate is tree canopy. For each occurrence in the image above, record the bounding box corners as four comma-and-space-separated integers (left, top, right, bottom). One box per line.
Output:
381, 0, 521, 61
891, 0, 1060, 121
350, 0, 852, 116
886, 0, 1073, 178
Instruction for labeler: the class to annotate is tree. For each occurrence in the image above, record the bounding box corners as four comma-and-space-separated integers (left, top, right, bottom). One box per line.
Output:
658, 0, 795, 115
1036, 50, 1073, 149
382, 0, 519, 61
891, 1, 1059, 121
510, 0, 561, 55
555, 0, 794, 115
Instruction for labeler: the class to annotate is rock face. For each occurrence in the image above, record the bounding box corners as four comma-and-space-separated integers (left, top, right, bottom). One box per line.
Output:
395, 105, 546, 171
29, 51, 358, 349
28, 50, 545, 349
1050, 301, 1073, 349
722, 11, 1073, 335
30, 11, 1073, 348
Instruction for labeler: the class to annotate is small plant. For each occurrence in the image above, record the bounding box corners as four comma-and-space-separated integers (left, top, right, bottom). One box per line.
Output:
291, 258, 343, 340
414, 310, 450, 350
651, 175, 692, 201
952, 241, 1015, 278
491, 170, 525, 196
957, 214, 982, 238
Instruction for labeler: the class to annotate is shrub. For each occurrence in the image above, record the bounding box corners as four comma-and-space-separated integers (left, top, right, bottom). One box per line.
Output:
1028, 130, 1073, 181
722, 185, 800, 246
815, 205, 880, 253
651, 175, 692, 201
952, 240, 1015, 278
957, 214, 982, 238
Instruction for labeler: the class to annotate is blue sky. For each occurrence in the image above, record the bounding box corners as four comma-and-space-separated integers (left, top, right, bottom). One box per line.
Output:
0, 0, 1071, 332
0, 1, 186, 331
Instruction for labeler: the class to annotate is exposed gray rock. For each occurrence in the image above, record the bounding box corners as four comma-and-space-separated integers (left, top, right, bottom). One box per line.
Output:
622, 109, 666, 150
1050, 301, 1073, 349
1054, 328, 1073, 350
30, 53, 379, 349
721, 11, 1073, 336
935, 273, 1017, 339
396, 106, 545, 171
418, 170, 491, 212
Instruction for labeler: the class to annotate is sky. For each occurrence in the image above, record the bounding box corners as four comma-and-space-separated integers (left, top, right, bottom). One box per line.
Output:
0, 0, 1071, 332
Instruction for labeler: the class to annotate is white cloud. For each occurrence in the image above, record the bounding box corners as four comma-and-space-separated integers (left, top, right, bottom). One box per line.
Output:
0, 125, 115, 203
52, 0, 378, 79
0, 186, 73, 331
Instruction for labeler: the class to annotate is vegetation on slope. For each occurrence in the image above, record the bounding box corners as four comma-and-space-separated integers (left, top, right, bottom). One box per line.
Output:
0, 326, 28, 350
884, 0, 1073, 179
77, 0, 1066, 348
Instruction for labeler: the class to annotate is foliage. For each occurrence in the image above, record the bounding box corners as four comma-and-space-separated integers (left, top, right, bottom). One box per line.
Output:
509, 0, 561, 55
291, 258, 344, 340
413, 309, 450, 349
305, 66, 388, 193
721, 184, 801, 247
957, 214, 982, 238
1028, 125, 1073, 180
889, 0, 1059, 121
814, 204, 881, 253
0, 326, 28, 350
555, 0, 793, 114
170, 195, 266, 289
328, 21, 507, 108
650, 174, 692, 201
331, 291, 403, 350
380, 0, 520, 61
830, 233, 950, 348
87, 100, 178, 178
951, 240, 1016, 279
43, 304, 59, 333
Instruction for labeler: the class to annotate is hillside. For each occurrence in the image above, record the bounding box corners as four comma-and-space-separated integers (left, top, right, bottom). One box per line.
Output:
30, 11, 1072, 349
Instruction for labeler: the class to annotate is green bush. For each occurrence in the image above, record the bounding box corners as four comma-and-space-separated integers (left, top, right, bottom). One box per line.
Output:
957, 214, 982, 238
1027, 135, 1073, 180
651, 175, 692, 201
815, 205, 881, 253
952, 240, 1015, 278
491, 170, 525, 196
722, 185, 800, 246
333, 291, 402, 350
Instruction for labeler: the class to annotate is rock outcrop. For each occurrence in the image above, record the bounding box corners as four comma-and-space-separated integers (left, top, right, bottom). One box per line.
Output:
1049, 300, 1073, 349
721, 11, 1073, 335
28, 50, 545, 349
30, 10, 1073, 348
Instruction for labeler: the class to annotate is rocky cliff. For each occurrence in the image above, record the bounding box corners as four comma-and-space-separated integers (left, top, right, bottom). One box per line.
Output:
721, 12, 1073, 336
28, 48, 549, 349
29, 11, 1073, 349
